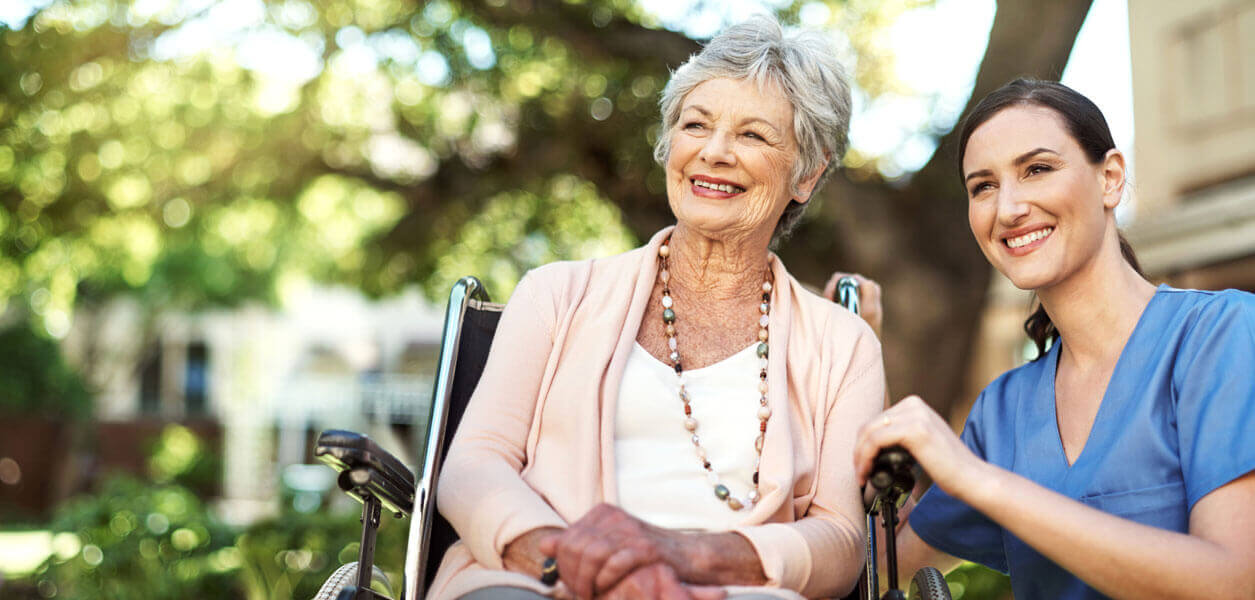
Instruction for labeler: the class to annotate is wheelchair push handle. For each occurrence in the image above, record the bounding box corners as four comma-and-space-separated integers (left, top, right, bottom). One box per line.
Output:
836, 275, 861, 316
863, 445, 917, 512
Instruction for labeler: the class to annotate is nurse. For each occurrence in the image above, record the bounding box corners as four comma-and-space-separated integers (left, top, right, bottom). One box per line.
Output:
849, 79, 1255, 599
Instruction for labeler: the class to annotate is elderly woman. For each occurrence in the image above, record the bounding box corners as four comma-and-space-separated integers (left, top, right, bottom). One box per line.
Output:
430, 15, 883, 600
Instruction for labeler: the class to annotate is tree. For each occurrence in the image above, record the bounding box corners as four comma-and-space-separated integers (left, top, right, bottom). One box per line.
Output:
0, 0, 1094, 420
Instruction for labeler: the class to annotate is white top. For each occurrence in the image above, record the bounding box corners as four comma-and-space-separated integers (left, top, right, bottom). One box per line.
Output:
615, 341, 765, 531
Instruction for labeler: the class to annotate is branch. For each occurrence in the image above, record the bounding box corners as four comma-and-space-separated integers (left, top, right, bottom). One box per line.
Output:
466, 0, 701, 67
914, 0, 1095, 187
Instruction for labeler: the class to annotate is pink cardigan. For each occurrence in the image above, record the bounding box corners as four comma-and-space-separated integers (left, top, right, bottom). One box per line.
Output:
431, 228, 885, 599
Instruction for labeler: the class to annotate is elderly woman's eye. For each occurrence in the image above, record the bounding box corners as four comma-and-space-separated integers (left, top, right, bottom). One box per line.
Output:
683, 121, 705, 130
743, 130, 764, 140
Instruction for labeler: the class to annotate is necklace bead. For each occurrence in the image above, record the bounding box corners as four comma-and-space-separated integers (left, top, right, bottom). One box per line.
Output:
714, 484, 730, 500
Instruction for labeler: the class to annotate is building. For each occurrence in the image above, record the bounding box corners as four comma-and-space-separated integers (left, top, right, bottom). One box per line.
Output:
61, 286, 446, 524
1125, 0, 1255, 290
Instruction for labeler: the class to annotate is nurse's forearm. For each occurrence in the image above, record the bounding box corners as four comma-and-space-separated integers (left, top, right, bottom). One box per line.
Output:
956, 463, 1255, 600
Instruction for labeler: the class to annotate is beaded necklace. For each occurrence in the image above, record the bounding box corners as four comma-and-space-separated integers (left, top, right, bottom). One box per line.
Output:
657, 238, 772, 511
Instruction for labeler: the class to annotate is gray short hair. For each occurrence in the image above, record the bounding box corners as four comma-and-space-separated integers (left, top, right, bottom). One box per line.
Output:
653, 14, 853, 239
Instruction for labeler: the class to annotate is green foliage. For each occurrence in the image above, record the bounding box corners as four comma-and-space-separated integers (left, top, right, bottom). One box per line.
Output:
0, 321, 90, 418
146, 423, 222, 494
426, 173, 636, 299
944, 562, 1013, 600
16, 423, 404, 599
235, 508, 409, 600
27, 473, 410, 600
33, 476, 238, 600
0, 0, 926, 334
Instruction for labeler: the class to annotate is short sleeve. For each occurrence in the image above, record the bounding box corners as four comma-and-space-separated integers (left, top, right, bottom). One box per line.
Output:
908, 388, 1009, 573
1173, 290, 1255, 509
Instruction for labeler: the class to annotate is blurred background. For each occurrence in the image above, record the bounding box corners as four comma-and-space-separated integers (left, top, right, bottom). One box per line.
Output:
0, 0, 1252, 598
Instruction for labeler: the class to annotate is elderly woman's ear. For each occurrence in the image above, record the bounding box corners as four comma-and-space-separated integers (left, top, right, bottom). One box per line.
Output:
793, 158, 829, 203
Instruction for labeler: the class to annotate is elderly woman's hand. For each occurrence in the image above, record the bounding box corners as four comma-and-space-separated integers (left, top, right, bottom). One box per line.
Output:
598, 563, 726, 600
823, 272, 883, 338
538, 503, 677, 599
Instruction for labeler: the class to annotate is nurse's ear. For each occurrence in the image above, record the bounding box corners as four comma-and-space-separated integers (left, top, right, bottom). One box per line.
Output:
1099, 149, 1126, 210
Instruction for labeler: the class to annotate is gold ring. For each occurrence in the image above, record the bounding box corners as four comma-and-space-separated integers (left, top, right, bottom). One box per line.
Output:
540, 556, 559, 585
881, 415, 891, 427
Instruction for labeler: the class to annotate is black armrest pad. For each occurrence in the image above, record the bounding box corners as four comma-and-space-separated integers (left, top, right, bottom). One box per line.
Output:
316, 430, 416, 515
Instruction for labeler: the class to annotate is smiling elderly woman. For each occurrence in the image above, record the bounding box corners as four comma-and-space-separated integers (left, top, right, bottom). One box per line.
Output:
430, 15, 883, 600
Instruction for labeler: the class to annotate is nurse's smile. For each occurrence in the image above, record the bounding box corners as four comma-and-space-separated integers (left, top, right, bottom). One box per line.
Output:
1001, 225, 1054, 257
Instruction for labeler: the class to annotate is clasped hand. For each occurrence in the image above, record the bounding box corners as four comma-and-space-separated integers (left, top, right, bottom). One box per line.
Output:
538, 504, 726, 600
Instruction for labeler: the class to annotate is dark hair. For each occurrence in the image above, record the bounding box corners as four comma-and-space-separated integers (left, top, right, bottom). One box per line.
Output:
955, 78, 1147, 358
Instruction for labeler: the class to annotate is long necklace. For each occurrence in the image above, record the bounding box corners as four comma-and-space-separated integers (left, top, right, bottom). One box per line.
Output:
657, 238, 772, 511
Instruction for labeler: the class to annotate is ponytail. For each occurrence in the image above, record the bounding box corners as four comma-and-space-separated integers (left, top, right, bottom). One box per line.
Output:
1024, 233, 1147, 359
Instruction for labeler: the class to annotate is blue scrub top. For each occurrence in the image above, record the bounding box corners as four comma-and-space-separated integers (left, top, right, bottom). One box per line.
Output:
909, 285, 1255, 599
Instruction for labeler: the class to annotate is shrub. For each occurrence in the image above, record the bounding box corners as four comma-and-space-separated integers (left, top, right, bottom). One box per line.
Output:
31, 476, 237, 600
0, 323, 91, 419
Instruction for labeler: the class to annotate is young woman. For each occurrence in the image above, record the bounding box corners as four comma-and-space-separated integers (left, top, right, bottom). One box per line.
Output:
850, 79, 1255, 599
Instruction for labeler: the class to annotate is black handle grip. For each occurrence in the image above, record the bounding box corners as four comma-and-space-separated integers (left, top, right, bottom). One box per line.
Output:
863, 445, 917, 512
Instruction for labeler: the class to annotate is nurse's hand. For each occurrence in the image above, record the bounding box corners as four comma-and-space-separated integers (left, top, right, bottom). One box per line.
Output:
853, 396, 985, 495
823, 272, 882, 338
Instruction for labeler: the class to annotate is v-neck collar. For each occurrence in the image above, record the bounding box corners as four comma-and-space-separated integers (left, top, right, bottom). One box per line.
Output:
1038, 284, 1169, 474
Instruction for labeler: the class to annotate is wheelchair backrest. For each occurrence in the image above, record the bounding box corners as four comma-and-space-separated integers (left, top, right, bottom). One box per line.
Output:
405, 276, 503, 599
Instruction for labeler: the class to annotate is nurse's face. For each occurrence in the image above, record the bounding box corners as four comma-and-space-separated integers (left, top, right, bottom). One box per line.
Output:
962, 105, 1124, 291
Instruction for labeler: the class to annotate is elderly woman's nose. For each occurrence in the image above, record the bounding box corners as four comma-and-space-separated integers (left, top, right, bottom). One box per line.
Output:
698, 131, 737, 165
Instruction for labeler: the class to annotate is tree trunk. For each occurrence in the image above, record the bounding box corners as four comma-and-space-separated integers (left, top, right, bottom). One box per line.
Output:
778, 0, 1094, 419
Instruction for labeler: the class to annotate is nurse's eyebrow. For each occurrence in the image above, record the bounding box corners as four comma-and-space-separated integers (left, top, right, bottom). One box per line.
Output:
964, 147, 1060, 183
1013, 147, 1059, 165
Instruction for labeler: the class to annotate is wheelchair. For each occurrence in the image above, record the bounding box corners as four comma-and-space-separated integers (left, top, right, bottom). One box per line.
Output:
311, 276, 950, 600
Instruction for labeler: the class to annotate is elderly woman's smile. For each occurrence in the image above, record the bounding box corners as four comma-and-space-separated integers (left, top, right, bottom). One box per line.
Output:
690, 175, 745, 196
666, 77, 801, 240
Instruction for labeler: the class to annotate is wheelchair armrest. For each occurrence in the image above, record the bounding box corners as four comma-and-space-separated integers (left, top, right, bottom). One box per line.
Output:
316, 429, 416, 517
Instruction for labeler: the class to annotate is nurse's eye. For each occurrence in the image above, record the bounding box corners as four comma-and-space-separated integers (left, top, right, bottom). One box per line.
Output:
1026, 163, 1053, 176
969, 181, 995, 197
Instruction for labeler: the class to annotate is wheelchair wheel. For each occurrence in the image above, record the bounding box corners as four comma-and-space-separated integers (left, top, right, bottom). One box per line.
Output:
313, 561, 394, 600
908, 567, 951, 600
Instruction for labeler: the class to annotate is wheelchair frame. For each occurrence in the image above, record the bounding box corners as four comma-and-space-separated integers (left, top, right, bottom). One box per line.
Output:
404, 276, 499, 600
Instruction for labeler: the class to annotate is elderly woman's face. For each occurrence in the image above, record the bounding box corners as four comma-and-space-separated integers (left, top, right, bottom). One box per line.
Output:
665, 77, 800, 241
